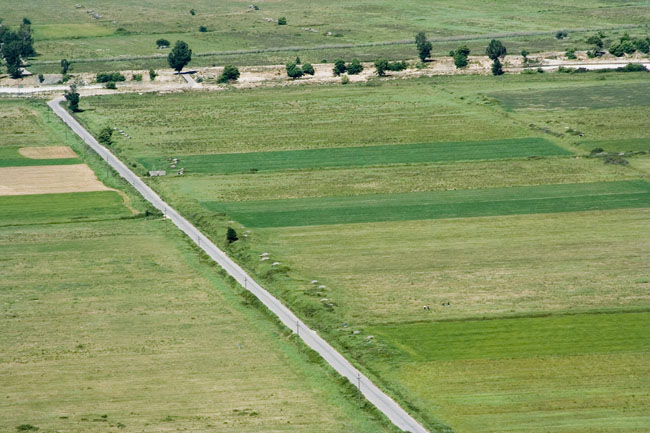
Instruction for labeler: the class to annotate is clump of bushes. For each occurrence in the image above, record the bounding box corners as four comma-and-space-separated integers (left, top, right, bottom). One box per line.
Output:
346, 59, 363, 75
286, 62, 303, 79
156, 38, 170, 49
199, 25, 207, 32
452, 44, 471, 69
386, 60, 407, 71
132, 73, 142, 81
149, 69, 157, 80
226, 227, 238, 243
217, 65, 240, 83
565, 48, 577, 59
96, 72, 125, 83
332, 58, 346, 76
105, 81, 117, 89
98, 126, 113, 145
278, 17, 287, 25
302, 63, 314, 75
555, 30, 568, 40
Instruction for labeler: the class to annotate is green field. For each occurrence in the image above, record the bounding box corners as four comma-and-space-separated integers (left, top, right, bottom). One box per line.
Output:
0, 99, 394, 433
369, 312, 650, 433
76, 72, 650, 433
0, 146, 80, 167
2, 0, 648, 72
139, 138, 568, 174
204, 180, 650, 227
0, 191, 133, 226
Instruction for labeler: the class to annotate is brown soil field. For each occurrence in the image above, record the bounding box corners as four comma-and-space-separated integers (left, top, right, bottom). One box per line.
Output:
0, 164, 112, 196
18, 146, 78, 159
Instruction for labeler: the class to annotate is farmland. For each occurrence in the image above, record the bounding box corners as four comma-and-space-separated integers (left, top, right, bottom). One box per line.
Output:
75, 70, 650, 432
0, 99, 395, 433
2, 0, 649, 72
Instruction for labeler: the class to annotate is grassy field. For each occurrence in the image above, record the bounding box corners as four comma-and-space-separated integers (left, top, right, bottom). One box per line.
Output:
369, 312, 650, 433
0, 191, 132, 226
76, 72, 650, 432
0, 146, 80, 167
204, 180, 650, 227
1, 0, 648, 72
139, 138, 568, 174
0, 218, 396, 433
0, 99, 395, 433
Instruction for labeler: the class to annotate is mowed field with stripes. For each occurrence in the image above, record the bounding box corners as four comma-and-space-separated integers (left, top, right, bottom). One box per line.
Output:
77, 72, 650, 433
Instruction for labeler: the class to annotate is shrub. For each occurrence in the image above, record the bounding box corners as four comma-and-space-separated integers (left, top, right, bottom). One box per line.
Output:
555, 30, 568, 39
96, 72, 126, 83
286, 62, 303, 79
37, 73, 44, 83
634, 38, 649, 54
565, 48, 577, 59
448, 50, 455, 57
341, 75, 350, 85
132, 73, 142, 81
386, 60, 407, 71
226, 227, 238, 243
521, 49, 529, 61
374, 58, 388, 76
218, 64, 240, 83
295, 56, 301, 64
199, 25, 207, 32
16, 425, 38, 431
302, 63, 314, 75
347, 59, 363, 75
98, 126, 113, 145
456, 44, 470, 57
453, 51, 468, 68
616, 63, 648, 72
60, 58, 70, 74
64, 85, 80, 112
491, 58, 504, 76
105, 81, 117, 89
156, 38, 170, 48
189, 9, 196, 15
333, 58, 346, 76
609, 40, 636, 57
149, 69, 157, 80
486, 39, 507, 60
278, 17, 287, 25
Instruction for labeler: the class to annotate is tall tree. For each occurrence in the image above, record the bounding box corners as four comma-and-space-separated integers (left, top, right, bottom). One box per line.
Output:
486, 39, 507, 60
64, 85, 80, 112
415, 32, 432, 62
167, 40, 192, 73
3, 40, 23, 78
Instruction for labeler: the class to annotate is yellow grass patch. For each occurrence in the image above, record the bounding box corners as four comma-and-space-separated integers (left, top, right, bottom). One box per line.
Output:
0, 164, 111, 196
18, 146, 78, 159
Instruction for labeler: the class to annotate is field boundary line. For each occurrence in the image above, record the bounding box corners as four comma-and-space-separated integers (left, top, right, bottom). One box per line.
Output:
47, 96, 430, 433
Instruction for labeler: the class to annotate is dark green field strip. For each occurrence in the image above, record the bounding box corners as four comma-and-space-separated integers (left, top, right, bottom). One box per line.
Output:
0, 191, 132, 226
0, 147, 80, 167
138, 138, 569, 174
203, 180, 650, 227
492, 82, 650, 110
370, 311, 650, 362
583, 138, 650, 152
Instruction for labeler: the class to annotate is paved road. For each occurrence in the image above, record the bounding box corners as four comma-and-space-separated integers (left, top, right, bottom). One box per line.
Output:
48, 97, 429, 433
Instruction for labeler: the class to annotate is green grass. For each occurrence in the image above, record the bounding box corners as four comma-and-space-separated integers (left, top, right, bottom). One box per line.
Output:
3, 0, 648, 70
0, 218, 395, 433
368, 312, 650, 433
139, 138, 568, 174
0, 191, 132, 226
0, 99, 70, 148
371, 312, 650, 362
493, 82, 650, 111
204, 180, 650, 227
583, 138, 650, 153
0, 147, 80, 167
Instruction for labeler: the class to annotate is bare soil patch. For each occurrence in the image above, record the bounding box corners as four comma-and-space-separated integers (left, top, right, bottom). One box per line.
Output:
18, 146, 78, 159
0, 164, 111, 196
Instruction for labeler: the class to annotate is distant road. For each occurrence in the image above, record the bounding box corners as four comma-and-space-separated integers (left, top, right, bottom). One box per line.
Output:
48, 97, 430, 433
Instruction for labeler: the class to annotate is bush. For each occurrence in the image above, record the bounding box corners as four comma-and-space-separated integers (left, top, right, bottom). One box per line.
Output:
96, 72, 126, 83
217, 64, 240, 83
98, 126, 113, 145
609, 40, 636, 57
347, 59, 363, 75
105, 81, 117, 89
555, 30, 568, 39
565, 48, 577, 59
302, 63, 314, 75
37, 73, 44, 83
521, 49, 529, 61
149, 69, 157, 80
16, 425, 38, 431
616, 63, 648, 72
286, 62, 303, 79
156, 38, 170, 48
189, 9, 195, 15
374, 58, 388, 76
226, 227, 238, 243
491, 58, 504, 76
278, 17, 287, 25
60, 58, 70, 74
415, 32, 432, 62
453, 51, 468, 68
132, 73, 142, 81
341, 75, 350, 85
634, 38, 649, 54
386, 60, 407, 71
199, 25, 207, 32
333, 58, 346, 76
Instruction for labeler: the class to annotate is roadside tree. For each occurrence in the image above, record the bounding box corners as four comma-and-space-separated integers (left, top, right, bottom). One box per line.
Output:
168, 40, 192, 72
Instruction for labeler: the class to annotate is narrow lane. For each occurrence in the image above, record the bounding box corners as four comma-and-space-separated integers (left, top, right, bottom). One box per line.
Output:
48, 97, 430, 433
